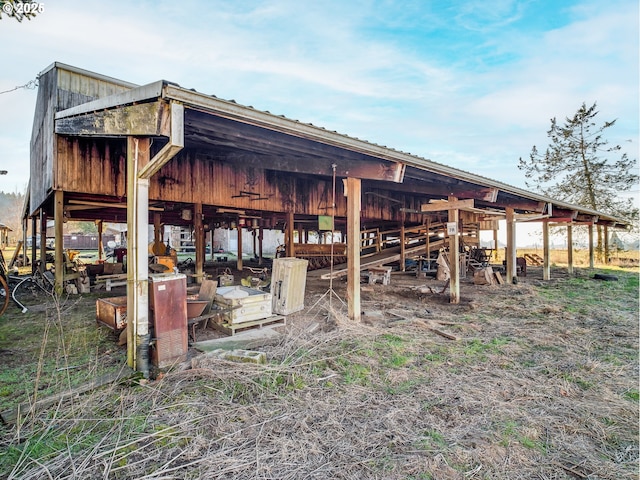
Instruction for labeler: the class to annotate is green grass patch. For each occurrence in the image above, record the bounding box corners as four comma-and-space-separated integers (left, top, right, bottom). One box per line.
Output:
623, 388, 639, 402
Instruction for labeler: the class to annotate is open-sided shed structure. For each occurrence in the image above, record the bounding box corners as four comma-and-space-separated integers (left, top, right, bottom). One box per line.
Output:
27, 62, 627, 372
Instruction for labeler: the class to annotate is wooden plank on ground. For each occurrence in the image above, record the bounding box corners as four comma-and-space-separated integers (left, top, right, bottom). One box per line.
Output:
0, 368, 136, 425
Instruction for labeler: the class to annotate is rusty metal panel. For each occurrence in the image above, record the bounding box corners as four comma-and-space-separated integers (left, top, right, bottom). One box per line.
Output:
149, 273, 188, 367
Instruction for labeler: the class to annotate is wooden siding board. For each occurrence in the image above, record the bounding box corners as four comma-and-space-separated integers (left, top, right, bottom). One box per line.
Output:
56, 138, 126, 197
30, 65, 135, 213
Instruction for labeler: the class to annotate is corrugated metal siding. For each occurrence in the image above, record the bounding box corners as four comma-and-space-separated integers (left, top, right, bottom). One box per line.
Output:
56, 68, 131, 110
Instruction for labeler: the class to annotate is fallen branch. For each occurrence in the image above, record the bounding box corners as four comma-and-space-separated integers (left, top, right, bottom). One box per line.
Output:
413, 319, 460, 341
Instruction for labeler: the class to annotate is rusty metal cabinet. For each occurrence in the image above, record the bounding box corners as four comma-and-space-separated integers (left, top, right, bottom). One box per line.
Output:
149, 273, 188, 367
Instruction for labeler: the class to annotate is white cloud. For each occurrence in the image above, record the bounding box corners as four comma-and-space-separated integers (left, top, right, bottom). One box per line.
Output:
0, 0, 636, 197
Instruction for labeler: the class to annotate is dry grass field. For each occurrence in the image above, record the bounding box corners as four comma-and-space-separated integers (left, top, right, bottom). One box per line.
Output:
0, 260, 638, 479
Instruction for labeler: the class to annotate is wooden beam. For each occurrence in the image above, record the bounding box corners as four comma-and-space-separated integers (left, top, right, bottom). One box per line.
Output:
400, 211, 406, 272
138, 102, 184, 179
97, 220, 104, 260
346, 177, 361, 321
543, 220, 550, 280
505, 207, 516, 283
421, 198, 474, 212
237, 224, 243, 271
604, 225, 610, 264
448, 196, 460, 304
195, 203, 204, 283
368, 179, 500, 203
55, 101, 170, 137
567, 224, 574, 275
65, 200, 163, 211
285, 211, 294, 257
126, 137, 150, 376
31, 215, 37, 276
54, 190, 64, 294
223, 153, 405, 182
588, 224, 595, 268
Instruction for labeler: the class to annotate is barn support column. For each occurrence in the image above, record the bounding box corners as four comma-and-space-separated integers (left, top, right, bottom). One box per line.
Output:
448, 196, 460, 304
126, 137, 150, 377
152, 213, 162, 251
54, 190, 64, 294
236, 224, 243, 271
493, 228, 499, 261
38, 210, 47, 276
543, 220, 551, 280
425, 218, 431, 258
285, 211, 294, 257
604, 225, 610, 264
97, 220, 104, 261
346, 177, 361, 321
505, 207, 516, 283
252, 229, 257, 259
258, 226, 264, 265
21, 217, 27, 268
588, 224, 595, 268
567, 224, 574, 275
400, 211, 406, 272
195, 203, 204, 284
31, 215, 37, 275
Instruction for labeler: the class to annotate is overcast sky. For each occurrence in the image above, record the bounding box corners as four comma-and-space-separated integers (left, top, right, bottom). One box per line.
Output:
0, 0, 638, 204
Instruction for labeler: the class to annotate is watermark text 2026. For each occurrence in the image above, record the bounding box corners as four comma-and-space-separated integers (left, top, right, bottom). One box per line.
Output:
1, 2, 45, 15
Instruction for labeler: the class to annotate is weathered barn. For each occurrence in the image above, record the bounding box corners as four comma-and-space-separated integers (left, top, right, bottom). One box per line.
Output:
27, 62, 627, 373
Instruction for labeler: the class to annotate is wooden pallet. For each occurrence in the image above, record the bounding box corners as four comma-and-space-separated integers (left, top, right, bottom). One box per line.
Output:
523, 253, 543, 266
211, 315, 286, 336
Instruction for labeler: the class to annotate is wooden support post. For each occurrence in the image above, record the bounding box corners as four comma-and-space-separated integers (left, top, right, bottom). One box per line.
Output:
39, 211, 47, 275
448, 196, 460, 304
543, 220, 550, 281
604, 225, 609, 264
493, 229, 499, 261
425, 218, 431, 258
286, 211, 294, 257
195, 203, 204, 283
400, 211, 406, 272
236, 224, 243, 271
346, 177, 361, 321
252, 229, 257, 259
258, 226, 264, 265
54, 190, 64, 294
21, 217, 27, 268
153, 213, 162, 250
505, 207, 516, 284
588, 224, 595, 268
567, 224, 574, 275
31, 215, 37, 275
126, 137, 150, 376
97, 220, 104, 260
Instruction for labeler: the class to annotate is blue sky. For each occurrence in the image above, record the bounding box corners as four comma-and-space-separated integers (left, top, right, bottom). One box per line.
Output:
0, 0, 638, 203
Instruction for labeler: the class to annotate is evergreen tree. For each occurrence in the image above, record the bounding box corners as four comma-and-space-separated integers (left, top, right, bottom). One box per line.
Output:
0, 1, 43, 22
518, 102, 639, 259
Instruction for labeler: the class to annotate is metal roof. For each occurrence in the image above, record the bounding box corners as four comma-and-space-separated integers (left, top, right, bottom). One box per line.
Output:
52, 64, 629, 228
